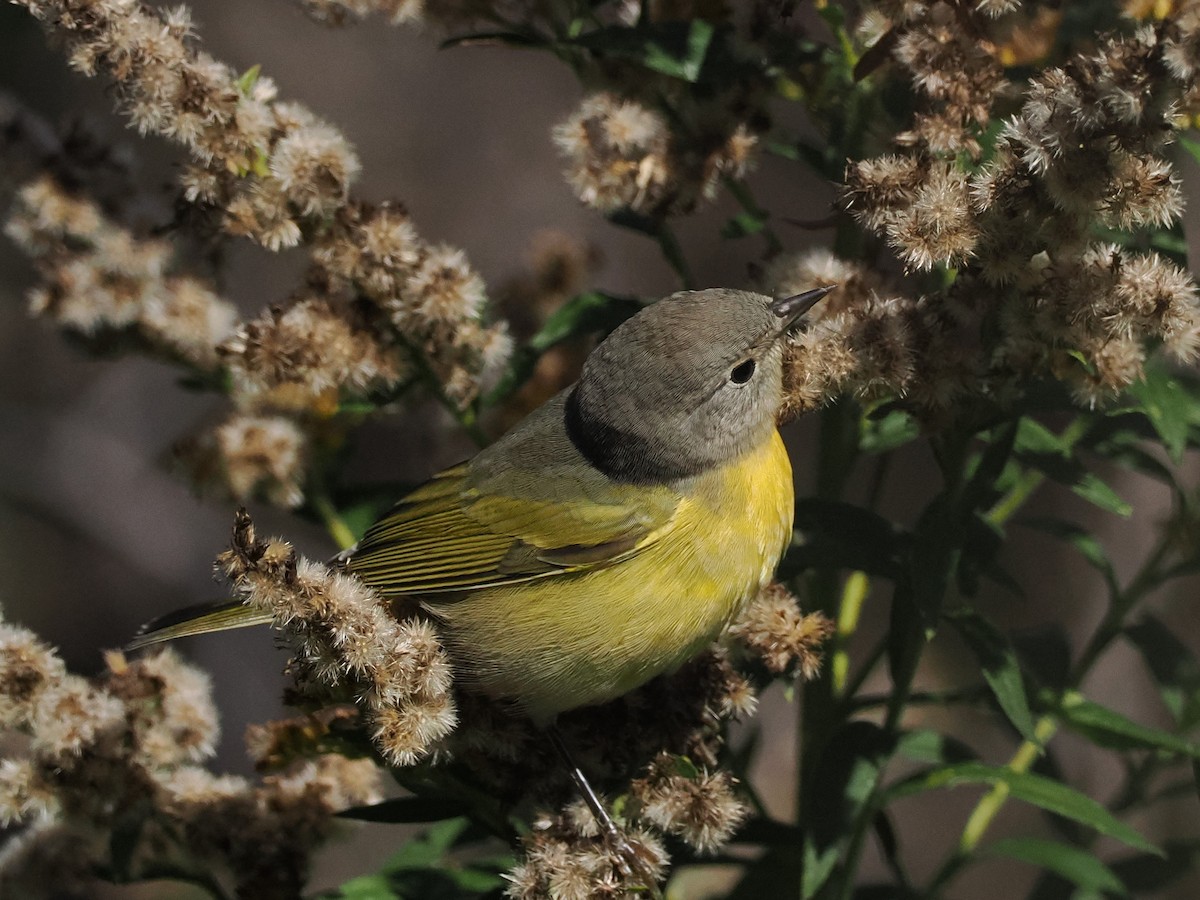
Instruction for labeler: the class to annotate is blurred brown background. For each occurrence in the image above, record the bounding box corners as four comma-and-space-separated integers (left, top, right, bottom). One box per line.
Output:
2, 3, 1199, 897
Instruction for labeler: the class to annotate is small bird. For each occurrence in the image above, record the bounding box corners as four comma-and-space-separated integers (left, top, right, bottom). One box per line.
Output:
131, 286, 829, 894
132, 287, 830, 723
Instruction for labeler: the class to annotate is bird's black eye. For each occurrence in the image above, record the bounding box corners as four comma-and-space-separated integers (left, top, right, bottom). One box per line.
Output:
730, 359, 756, 384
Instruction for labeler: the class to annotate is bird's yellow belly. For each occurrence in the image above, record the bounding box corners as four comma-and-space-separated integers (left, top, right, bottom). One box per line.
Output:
434, 431, 794, 723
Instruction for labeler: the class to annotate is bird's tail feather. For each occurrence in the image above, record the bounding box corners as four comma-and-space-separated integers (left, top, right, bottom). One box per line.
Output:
126, 600, 273, 651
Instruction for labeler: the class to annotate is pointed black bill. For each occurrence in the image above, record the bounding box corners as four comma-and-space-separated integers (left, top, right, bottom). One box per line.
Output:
771, 284, 835, 327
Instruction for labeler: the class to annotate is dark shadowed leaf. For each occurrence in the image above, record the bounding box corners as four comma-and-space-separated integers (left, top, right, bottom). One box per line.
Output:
985, 836, 1127, 895
783, 499, 904, 579
338, 796, 472, 824
1109, 840, 1200, 894
1125, 615, 1200, 729
483, 291, 641, 405
948, 608, 1038, 741
1019, 517, 1118, 597
894, 729, 976, 765
1013, 626, 1072, 693
801, 721, 896, 898
568, 21, 716, 82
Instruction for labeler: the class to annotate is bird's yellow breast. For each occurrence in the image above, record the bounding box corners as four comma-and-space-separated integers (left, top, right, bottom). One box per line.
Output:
435, 430, 794, 723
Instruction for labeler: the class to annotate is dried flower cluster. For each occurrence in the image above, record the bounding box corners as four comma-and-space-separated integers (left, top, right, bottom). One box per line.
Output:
9, 0, 511, 511
14, 0, 359, 251
455, 595, 831, 897
778, 10, 1200, 420
0, 610, 380, 898
764, 249, 967, 419
494, 650, 760, 897
506, 807, 668, 900
216, 509, 457, 766
729, 582, 835, 680
4, 175, 237, 367
553, 91, 758, 218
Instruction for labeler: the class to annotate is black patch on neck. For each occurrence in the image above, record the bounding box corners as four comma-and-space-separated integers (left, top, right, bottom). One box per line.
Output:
564, 386, 702, 484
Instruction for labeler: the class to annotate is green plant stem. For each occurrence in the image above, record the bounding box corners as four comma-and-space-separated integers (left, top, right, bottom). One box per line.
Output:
831, 571, 869, 697
984, 469, 1043, 527
655, 221, 695, 289
838, 634, 888, 703
723, 177, 783, 255
1072, 533, 1173, 680
985, 417, 1090, 528
925, 715, 1059, 896
834, 431, 972, 900
925, 527, 1176, 897
311, 492, 357, 551
798, 403, 862, 824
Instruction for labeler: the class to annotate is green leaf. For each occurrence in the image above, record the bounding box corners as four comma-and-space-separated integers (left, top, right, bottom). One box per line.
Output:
1013, 420, 1131, 516
1125, 615, 1200, 728
894, 729, 975, 766
802, 721, 896, 898
1126, 366, 1193, 463
482, 291, 641, 406
859, 406, 919, 453
888, 763, 1160, 854
782, 499, 903, 580
380, 818, 472, 871
1056, 691, 1200, 758
948, 609, 1038, 741
985, 837, 1127, 895
337, 796, 471, 824
1109, 840, 1200, 894
1178, 134, 1200, 168
235, 63, 262, 95
568, 21, 716, 82
670, 754, 701, 779
721, 209, 767, 239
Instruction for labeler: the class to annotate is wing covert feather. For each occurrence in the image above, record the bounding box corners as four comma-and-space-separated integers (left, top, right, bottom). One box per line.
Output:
347, 394, 680, 596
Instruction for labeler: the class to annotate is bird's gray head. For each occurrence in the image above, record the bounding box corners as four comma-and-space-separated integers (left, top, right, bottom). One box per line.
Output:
565, 286, 831, 483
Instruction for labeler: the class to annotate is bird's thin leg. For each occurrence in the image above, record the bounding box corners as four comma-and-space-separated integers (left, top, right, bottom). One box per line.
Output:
548, 725, 664, 900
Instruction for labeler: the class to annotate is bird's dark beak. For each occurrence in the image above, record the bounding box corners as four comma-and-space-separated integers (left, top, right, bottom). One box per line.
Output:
771, 285, 835, 334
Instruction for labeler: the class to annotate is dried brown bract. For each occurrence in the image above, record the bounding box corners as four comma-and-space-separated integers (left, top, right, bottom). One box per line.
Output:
0, 611, 380, 898
216, 509, 458, 766
730, 583, 834, 680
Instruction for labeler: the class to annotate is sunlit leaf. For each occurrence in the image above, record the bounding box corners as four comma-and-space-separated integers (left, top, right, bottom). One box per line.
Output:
1127, 366, 1193, 463
888, 763, 1160, 854
1057, 691, 1200, 758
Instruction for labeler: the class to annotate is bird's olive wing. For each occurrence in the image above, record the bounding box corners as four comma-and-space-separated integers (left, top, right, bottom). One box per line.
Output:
346, 458, 679, 597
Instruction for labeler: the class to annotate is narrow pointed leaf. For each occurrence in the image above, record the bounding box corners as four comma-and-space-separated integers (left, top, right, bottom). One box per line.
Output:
949, 609, 1038, 741
1125, 615, 1200, 729
986, 837, 1127, 895
888, 763, 1160, 854
1057, 692, 1200, 758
